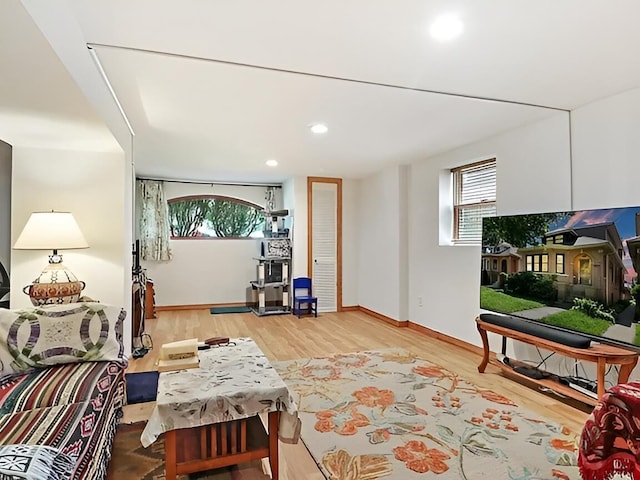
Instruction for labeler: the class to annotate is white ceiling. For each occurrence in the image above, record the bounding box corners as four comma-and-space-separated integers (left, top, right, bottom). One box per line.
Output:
3, 1, 640, 182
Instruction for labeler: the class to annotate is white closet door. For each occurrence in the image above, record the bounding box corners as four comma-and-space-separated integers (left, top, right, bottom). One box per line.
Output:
312, 182, 337, 312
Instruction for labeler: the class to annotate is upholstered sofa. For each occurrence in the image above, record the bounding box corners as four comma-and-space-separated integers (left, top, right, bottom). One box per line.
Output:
0, 302, 127, 480
579, 382, 640, 480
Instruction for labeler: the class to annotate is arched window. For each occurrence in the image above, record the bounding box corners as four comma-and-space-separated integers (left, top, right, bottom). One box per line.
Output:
168, 195, 265, 238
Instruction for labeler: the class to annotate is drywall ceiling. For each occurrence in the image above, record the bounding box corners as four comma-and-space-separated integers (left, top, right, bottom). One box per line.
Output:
10, 1, 640, 182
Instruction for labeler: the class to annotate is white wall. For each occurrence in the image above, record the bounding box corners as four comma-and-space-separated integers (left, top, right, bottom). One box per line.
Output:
145, 240, 258, 306
571, 88, 640, 211
408, 112, 572, 348
141, 182, 282, 306
0, 141, 11, 277
358, 165, 407, 319
400, 90, 640, 384
10, 147, 129, 347
570, 88, 640, 382
282, 177, 306, 279
342, 178, 360, 307
398, 167, 409, 320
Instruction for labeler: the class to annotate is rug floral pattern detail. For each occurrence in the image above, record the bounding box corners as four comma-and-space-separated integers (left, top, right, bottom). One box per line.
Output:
273, 349, 580, 479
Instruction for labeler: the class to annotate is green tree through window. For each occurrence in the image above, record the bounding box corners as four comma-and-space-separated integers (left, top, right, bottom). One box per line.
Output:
168, 196, 264, 238
482, 212, 573, 248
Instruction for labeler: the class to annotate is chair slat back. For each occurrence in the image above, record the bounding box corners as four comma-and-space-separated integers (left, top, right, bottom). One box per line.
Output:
293, 276, 312, 296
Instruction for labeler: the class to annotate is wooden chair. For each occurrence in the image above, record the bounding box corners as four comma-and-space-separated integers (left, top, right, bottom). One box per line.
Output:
292, 277, 318, 318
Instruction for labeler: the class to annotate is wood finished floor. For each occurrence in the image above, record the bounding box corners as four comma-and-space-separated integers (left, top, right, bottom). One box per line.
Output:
128, 309, 590, 479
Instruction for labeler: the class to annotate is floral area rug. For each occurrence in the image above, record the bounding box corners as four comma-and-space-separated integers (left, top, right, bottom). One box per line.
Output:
273, 349, 580, 480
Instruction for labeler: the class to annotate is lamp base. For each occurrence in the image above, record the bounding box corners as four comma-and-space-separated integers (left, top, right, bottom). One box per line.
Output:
22, 261, 86, 306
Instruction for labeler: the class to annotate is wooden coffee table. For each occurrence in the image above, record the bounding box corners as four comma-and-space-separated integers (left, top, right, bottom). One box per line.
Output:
164, 411, 279, 479
140, 338, 298, 480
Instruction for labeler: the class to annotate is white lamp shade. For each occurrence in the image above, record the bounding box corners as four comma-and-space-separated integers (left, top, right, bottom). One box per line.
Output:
14, 211, 89, 250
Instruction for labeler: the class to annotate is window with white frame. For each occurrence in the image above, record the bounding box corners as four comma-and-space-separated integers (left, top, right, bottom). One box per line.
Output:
452, 159, 497, 244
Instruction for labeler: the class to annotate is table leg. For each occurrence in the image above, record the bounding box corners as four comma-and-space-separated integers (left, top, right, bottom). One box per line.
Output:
618, 358, 639, 384
477, 323, 490, 373
597, 357, 606, 400
268, 411, 279, 480
164, 430, 177, 480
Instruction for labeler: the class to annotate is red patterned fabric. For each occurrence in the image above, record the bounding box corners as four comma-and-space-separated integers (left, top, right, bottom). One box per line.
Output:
579, 383, 640, 480
0, 361, 123, 414
0, 361, 125, 480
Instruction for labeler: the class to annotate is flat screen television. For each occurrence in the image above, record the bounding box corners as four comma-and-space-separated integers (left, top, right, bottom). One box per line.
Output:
480, 205, 640, 352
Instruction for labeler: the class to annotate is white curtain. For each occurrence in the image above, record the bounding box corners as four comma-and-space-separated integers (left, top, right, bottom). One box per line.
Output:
137, 180, 172, 261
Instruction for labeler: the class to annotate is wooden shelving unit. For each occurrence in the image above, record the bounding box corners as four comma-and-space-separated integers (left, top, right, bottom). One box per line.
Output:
145, 279, 156, 319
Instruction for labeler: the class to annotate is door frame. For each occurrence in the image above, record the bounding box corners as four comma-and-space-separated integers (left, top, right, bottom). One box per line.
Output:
307, 177, 343, 312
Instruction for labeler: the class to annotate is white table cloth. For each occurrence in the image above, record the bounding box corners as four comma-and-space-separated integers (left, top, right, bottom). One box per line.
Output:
141, 337, 299, 448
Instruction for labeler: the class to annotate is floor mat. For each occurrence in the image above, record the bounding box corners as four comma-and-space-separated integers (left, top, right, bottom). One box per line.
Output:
126, 371, 160, 404
210, 306, 252, 314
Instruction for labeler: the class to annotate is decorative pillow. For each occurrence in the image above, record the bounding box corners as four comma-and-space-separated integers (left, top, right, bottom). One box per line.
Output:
0, 444, 74, 480
0, 303, 127, 376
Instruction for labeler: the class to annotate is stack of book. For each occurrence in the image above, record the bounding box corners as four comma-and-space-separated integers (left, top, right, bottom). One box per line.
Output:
157, 338, 200, 372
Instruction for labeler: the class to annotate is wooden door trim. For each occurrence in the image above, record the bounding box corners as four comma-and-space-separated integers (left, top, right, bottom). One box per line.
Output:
307, 177, 343, 312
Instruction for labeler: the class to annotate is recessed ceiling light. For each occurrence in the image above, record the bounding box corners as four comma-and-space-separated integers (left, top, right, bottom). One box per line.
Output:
310, 123, 328, 134
265, 159, 278, 167
429, 14, 464, 41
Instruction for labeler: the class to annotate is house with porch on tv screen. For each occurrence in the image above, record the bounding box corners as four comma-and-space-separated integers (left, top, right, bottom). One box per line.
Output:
517, 222, 627, 306
481, 221, 630, 306
480, 242, 521, 287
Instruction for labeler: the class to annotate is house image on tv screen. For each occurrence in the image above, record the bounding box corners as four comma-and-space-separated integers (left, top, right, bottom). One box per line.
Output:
518, 222, 627, 306
482, 209, 640, 305
480, 208, 640, 349
481, 243, 521, 287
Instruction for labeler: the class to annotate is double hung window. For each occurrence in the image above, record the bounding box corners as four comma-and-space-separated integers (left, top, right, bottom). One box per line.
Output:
452, 159, 496, 244
556, 253, 565, 274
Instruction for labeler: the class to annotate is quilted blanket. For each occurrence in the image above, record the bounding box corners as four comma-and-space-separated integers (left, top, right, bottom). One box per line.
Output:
0, 361, 125, 480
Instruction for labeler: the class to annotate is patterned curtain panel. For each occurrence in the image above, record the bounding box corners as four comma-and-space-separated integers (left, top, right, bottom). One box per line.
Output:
137, 180, 172, 262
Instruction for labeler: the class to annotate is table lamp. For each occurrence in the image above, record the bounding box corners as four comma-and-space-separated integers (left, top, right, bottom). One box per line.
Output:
13, 211, 89, 306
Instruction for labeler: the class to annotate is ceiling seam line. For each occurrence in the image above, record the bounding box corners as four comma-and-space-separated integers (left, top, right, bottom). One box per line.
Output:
86, 42, 570, 113
87, 45, 136, 136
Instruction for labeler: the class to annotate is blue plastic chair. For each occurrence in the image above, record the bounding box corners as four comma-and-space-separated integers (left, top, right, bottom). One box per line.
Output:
292, 277, 318, 318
